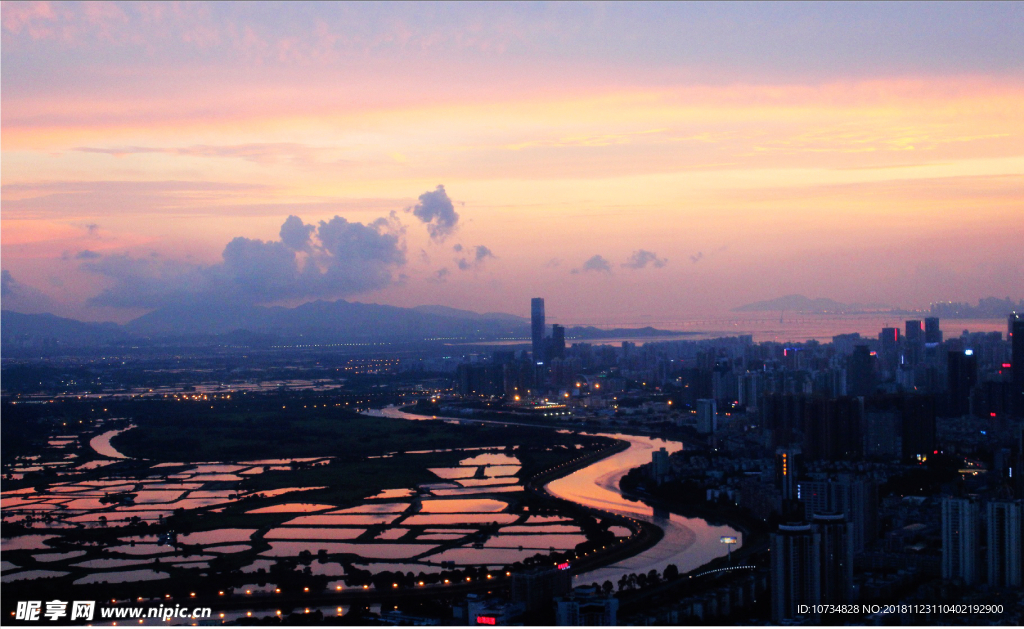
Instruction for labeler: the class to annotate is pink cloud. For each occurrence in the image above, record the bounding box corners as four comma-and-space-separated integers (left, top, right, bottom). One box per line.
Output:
2, 1, 58, 38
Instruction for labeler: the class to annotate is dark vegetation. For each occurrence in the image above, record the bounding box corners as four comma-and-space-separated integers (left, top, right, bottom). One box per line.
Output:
111, 398, 597, 462
1, 400, 59, 461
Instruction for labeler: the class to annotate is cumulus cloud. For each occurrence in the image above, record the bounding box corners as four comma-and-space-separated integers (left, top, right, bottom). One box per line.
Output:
623, 250, 667, 269
474, 245, 494, 261
690, 252, 704, 263
456, 244, 496, 271
279, 214, 315, 251
408, 185, 459, 241
572, 255, 613, 274
81, 214, 406, 309
453, 244, 463, 253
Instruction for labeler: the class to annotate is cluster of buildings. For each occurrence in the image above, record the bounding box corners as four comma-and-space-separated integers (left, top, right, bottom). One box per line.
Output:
440, 301, 1024, 623
454, 305, 1022, 434
448, 565, 617, 626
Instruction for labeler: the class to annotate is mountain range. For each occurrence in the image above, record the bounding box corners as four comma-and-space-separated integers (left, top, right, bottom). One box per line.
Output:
1, 299, 684, 352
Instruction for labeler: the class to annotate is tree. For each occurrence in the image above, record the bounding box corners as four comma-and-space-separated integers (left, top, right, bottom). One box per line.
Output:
663, 564, 679, 581
647, 569, 660, 587
602, 581, 614, 596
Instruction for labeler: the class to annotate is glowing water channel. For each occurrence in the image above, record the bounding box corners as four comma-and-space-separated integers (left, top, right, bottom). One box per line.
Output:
366, 407, 740, 585
88, 426, 135, 459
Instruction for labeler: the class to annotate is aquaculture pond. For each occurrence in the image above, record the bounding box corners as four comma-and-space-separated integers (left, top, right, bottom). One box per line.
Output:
1, 421, 626, 605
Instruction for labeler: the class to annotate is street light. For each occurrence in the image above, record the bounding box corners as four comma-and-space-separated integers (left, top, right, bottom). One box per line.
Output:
720, 536, 738, 563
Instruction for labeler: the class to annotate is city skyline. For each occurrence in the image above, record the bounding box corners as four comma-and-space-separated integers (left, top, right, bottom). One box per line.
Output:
2, 2, 1023, 325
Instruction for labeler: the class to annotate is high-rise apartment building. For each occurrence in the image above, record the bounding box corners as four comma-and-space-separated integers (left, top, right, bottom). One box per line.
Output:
771, 524, 820, 622
775, 447, 801, 502
812, 514, 855, 604
696, 398, 717, 434
650, 447, 670, 484
797, 477, 877, 553
879, 327, 900, 374
942, 497, 980, 585
900, 395, 937, 461
986, 499, 1022, 588
847, 345, 874, 397
905, 320, 923, 365
550, 324, 566, 361
802, 397, 863, 461
947, 350, 978, 417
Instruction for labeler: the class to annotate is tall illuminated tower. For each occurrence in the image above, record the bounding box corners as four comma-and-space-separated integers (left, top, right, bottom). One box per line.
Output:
531, 298, 546, 365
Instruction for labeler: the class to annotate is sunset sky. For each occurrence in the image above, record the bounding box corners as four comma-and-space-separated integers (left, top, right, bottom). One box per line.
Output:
2, 2, 1022, 324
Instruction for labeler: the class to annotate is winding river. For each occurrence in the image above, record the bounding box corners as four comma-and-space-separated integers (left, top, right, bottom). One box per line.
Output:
87, 426, 135, 459
366, 407, 741, 585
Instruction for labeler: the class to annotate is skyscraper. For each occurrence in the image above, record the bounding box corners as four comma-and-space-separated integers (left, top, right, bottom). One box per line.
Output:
986, 500, 1022, 588
797, 477, 877, 553
947, 350, 978, 417
696, 398, 717, 434
879, 327, 900, 374
811, 514, 855, 604
905, 320, 923, 365
925, 317, 943, 344
550, 324, 566, 361
847, 345, 874, 397
771, 524, 820, 622
531, 297, 546, 365
803, 397, 862, 461
775, 447, 801, 501
942, 497, 980, 585
1011, 313, 1023, 416
901, 395, 937, 461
